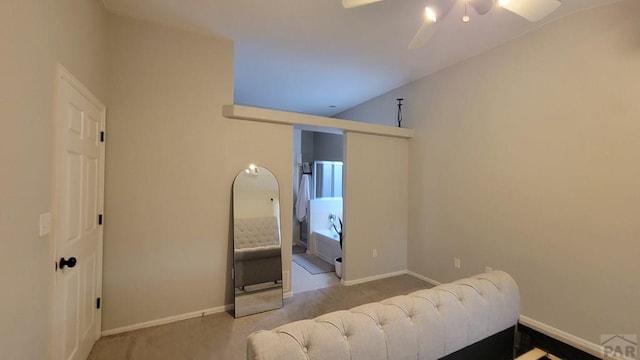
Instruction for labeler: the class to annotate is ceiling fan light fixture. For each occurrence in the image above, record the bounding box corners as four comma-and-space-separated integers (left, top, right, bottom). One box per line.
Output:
462, 0, 470, 23
423, 0, 455, 22
425, 6, 438, 22
409, 0, 453, 49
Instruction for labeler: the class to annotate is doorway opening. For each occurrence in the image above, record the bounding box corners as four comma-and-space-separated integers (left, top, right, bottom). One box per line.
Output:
291, 127, 343, 294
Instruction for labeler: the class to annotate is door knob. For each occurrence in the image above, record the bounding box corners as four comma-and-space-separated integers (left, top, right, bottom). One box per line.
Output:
59, 257, 77, 269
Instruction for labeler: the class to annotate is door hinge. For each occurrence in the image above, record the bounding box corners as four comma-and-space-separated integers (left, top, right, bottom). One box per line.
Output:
96, 297, 101, 309
98, 214, 103, 225
100, 131, 105, 142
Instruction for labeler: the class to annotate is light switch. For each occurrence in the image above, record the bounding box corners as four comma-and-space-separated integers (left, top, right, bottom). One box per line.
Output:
39, 212, 51, 237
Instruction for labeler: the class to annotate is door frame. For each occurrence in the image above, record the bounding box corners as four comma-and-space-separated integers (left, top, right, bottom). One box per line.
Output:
50, 64, 106, 359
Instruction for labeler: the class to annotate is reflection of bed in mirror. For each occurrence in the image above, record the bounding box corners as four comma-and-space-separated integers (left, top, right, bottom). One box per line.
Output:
234, 216, 282, 288
232, 165, 283, 318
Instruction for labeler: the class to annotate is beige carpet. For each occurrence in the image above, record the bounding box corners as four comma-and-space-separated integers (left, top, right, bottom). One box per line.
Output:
88, 274, 431, 360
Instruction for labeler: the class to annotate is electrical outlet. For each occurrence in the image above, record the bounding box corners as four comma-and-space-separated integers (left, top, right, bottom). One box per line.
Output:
39, 212, 51, 237
454, 257, 461, 269
372, 248, 377, 258
485, 266, 493, 273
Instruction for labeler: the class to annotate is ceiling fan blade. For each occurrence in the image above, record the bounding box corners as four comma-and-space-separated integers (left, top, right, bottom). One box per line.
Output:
408, 21, 436, 50
468, 0, 494, 15
499, 0, 561, 22
342, 0, 383, 8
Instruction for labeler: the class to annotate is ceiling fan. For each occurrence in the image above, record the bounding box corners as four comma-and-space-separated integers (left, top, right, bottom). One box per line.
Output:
342, 0, 562, 49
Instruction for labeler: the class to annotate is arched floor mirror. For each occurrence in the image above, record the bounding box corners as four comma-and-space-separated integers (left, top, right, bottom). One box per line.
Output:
232, 165, 283, 317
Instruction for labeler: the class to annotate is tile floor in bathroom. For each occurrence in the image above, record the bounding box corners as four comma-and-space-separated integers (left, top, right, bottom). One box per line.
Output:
291, 259, 341, 294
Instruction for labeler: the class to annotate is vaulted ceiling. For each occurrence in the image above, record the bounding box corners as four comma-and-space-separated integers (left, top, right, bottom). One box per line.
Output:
103, 0, 620, 116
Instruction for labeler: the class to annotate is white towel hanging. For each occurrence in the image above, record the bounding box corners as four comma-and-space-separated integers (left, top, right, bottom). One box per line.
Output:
295, 174, 311, 222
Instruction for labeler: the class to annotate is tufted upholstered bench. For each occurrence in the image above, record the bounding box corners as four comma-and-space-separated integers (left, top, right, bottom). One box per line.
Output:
234, 217, 282, 288
247, 271, 520, 360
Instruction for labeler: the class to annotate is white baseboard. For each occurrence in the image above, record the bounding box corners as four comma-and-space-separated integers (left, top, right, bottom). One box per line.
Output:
342, 270, 407, 286
406, 271, 442, 286
519, 315, 634, 360
101, 304, 233, 336
283, 270, 291, 293
102, 289, 294, 337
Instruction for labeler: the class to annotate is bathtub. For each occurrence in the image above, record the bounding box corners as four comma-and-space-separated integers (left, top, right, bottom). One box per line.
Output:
312, 229, 342, 265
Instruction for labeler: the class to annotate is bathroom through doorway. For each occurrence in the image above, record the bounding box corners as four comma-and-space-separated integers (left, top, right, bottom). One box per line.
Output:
291, 128, 343, 294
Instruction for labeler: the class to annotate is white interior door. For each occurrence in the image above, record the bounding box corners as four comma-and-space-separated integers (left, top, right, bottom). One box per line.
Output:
52, 66, 105, 360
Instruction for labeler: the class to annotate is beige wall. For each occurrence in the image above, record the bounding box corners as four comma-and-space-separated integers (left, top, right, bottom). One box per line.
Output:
343, 132, 408, 281
0, 0, 108, 358
339, 0, 640, 343
301, 130, 315, 162
103, 15, 293, 331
